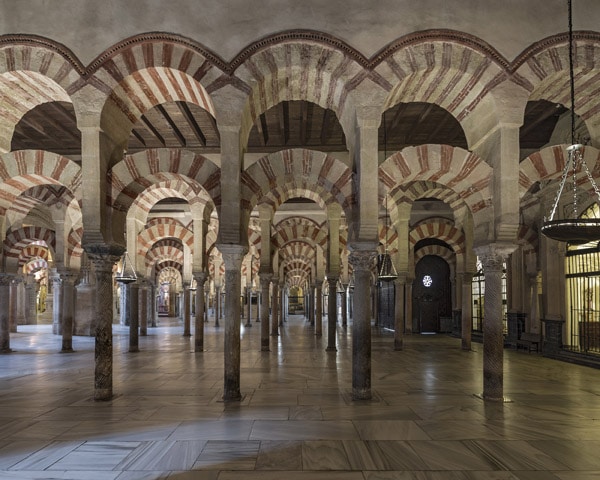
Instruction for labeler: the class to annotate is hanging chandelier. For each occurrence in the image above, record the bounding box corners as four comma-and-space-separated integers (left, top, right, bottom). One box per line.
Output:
378, 111, 398, 281
540, 0, 600, 244
115, 234, 138, 284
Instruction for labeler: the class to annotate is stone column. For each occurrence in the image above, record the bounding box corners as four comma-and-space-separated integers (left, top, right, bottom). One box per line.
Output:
150, 283, 157, 328
461, 273, 473, 351
25, 275, 37, 325
245, 286, 252, 327
259, 274, 271, 351
349, 249, 376, 400
280, 284, 286, 325
404, 281, 413, 334
315, 283, 323, 336
194, 272, 207, 352
129, 282, 139, 353
183, 283, 191, 337
214, 285, 221, 327
220, 245, 246, 401
476, 244, 513, 402
205, 287, 210, 323
309, 285, 315, 326
60, 270, 77, 353
394, 276, 406, 351
0, 274, 14, 353
86, 244, 124, 401
139, 281, 148, 336
341, 285, 348, 327
326, 276, 338, 351
52, 272, 62, 334
9, 278, 19, 333
271, 279, 279, 337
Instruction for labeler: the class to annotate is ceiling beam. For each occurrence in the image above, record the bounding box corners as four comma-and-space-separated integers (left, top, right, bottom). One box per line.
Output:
279, 102, 289, 145
177, 101, 206, 146
157, 104, 186, 147
257, 113, 269, 146
141, 115, 166, 147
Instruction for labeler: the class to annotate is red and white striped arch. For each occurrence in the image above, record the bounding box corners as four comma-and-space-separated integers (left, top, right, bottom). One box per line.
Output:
379, 145, 492, 227
18, 243, 49, 266
519, 145, 600, 197
157, 266, 182, 285
155, 259, 183, 276
242, 149, 353, 218
238, 40, 365, 149
0, 38, 81, 152
110, 149, 220, 212
145, 244, 185, 272
515, 35, 600, 124
137, 221, 193, 255
24, 257, 49, 274
375, 35, 505, 121
414, 244, 456, 265
0, 150, 81, 215
409, 218, 465, 255
272, 216, 328, 249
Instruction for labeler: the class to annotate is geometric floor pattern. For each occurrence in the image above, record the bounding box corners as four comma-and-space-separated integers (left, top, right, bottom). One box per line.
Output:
1, 314, 600, 479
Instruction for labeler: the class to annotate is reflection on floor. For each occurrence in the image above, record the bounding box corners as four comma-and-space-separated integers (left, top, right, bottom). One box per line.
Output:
1, 314, 600, 479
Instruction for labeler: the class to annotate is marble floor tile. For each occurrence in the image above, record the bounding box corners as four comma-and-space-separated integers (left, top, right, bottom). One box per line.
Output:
4, 317, 600, 479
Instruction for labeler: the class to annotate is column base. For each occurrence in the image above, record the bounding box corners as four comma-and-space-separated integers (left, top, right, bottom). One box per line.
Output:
326, 346, 337, 352
194, 347, 204, 353
474, 393, 513, 403
244, 323, 252, 327
183, 333, 191, 337
60, 348, 75, 353
352, 388, 372, 401
0, 348, 13, 354
94, 389, 113, 401
129, 347, 140, 353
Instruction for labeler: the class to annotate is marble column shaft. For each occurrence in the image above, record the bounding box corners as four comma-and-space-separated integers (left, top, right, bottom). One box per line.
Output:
60, 271, 77, 352
52, 274, 63, 335
315, 284, 323, 336
221, 246, 246, 401
394, 277, 406, 351
194, 273, 207, 352
139, 283, 148, 336
87, 245, 123, 401
478, 245, 512, 402
350, 250, 376, 400
9, 280, 19, 333
260, 275, 271, 351
183, 285, 191, 337
129, 283, 139, 353
461, 273, 473, 351
326, 277, 338, 351
215, 285, 221, 327
0, 275, 14, 353
271, 280, 279, 336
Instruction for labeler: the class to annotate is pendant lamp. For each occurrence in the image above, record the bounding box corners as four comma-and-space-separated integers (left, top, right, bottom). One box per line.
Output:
540, 0, 600, 244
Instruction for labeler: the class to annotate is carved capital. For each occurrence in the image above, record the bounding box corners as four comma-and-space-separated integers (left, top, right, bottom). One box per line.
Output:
0, 274, 15, 287
348, 250, 376, 272
193, 271, 208, 286
474, 243, 515, 273
85, 243, 125, 274
217, 244, 248, 271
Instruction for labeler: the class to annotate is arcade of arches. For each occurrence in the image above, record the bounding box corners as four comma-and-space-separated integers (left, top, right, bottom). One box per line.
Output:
3, 0, 600, 409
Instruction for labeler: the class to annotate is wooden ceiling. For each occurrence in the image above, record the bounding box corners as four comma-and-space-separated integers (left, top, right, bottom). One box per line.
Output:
10, 99, 567, 161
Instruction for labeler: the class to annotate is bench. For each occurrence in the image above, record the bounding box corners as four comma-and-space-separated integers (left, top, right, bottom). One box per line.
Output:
516, 332, 541, 353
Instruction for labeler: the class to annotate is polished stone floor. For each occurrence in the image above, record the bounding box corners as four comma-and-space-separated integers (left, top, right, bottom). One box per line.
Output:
1, 314, 600, 479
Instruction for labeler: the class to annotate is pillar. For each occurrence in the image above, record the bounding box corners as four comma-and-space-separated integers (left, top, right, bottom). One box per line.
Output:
220, 245, 246, 401
404, 281, 413, 334
394, 276, 406, 350
315, 283, 323, 336
245, 286, 253, 327
86, 244, 124, 401
52, 272, 62, 334
60, 270, 77, 353
183, 283, 191, 337
129, 282, 139, 353
326, 276, 338, 351
139, 281, 148, 336
477, 244, 513, 402
271, 279, 279, 337
461, 273, 473, 351
0, 274, 14, 353
349, 249, 376, 400
194, 272, 207, 352
9, 278, 19, 333
340, 285, 347, 327
260, 274, 271, 351
215, 285, 221, 327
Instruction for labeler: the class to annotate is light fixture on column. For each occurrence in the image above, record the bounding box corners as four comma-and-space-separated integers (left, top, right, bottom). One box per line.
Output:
540, 0, 600, 244
378, 111, 398, 281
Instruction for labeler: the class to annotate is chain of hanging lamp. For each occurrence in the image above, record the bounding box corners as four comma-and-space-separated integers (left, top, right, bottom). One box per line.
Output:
540, 0, 600, 244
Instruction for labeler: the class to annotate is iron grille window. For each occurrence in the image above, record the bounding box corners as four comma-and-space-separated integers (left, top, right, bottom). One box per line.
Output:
471, 257, 507, 334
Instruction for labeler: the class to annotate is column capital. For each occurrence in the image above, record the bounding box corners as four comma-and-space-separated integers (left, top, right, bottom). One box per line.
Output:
348, 249, 377, 272
193, 271, 208, 285
474, 243, 516, 272
84, 243, 125, 273
217, 244, 248, 270
259, 273, 272, 288
0, 273, 15, 286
